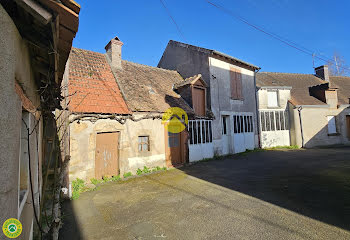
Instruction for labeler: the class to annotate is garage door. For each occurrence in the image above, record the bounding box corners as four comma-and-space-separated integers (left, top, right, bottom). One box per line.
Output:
233, 113, 255, 153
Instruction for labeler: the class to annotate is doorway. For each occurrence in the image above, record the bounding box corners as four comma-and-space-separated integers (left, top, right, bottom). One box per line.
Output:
95, 132, 119, 179
347, 116, 350, 139
222, 115, 230, 155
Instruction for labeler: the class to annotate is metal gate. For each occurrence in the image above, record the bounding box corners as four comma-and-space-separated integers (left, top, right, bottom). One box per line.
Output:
188, 120, 214, 162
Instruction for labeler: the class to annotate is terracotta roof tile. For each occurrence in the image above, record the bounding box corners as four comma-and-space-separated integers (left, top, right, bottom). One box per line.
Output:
68, 48, 130, 114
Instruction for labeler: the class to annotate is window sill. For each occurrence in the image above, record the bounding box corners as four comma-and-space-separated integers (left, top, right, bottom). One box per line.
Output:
328, 133, 340, 136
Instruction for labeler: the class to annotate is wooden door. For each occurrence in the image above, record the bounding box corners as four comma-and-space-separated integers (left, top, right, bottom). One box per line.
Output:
95, 132, 119, 179
347, 116, 350, 139
164, 128, 187, 167
192, 87, 205, 116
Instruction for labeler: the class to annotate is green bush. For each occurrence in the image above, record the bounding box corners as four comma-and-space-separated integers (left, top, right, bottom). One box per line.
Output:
123, 172, 132, 178
72, 178, 85, 200
136, 168, 143, 175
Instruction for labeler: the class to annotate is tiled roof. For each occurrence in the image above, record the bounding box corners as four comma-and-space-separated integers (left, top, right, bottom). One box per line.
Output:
113, 61, 194, 114
174, 74, 206, 89
329, 76, 350, 105
68, 48, 130, 114
256, 72, 327, 105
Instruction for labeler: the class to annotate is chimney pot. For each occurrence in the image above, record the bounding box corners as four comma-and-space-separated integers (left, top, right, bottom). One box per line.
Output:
105, 36, 123, 70
315, 65, 329, 82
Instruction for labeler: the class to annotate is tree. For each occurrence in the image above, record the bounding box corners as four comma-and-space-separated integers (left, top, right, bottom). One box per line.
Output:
327, 52, 350, 76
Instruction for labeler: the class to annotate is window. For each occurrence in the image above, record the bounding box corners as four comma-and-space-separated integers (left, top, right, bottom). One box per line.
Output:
233, 114, 254, 133
327, 116, 337, 134
260, 110, 289, 132
19, 111, 30, 217
188, 120, 213, 145
168, 133, 179, 147
138, 136, 150, 151
222, 116, 228, 135
267, 90, 279, 107
230, 67, 243, 100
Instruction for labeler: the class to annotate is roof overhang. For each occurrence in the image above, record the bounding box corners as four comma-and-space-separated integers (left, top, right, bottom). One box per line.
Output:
212, 50, 260, 70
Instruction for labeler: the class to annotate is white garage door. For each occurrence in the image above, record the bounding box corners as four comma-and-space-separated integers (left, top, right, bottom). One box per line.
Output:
259, 110, 290, 148
233, 113, 255, 153
188, 120, 214, 162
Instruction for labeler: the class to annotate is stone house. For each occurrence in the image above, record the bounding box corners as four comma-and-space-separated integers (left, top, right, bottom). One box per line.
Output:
62, 37, 211, 184
256, 65, 350, 148
158, 40, 260, 155
0, 0, 79, 239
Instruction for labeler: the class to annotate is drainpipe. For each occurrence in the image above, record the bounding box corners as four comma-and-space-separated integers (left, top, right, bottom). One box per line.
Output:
254, 68, 261, 148
297, 106, 304, 147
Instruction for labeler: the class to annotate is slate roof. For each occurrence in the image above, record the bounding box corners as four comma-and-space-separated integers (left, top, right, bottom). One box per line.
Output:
113, 60, 194, 114
256, 72, 327, 105
68, 48, 130, 114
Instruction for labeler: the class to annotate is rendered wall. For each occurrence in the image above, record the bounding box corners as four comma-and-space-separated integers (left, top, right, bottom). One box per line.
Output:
0, 5, 42, 239
209, 57, 258, 154
69, 116, 167, 182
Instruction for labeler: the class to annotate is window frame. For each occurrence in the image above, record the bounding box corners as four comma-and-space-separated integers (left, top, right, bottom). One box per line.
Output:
267, 90, 279, 108
138, 136, 150, 152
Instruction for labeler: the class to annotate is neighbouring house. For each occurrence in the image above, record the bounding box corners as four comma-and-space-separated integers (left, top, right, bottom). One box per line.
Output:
158, 40, 260, 155
0, 0, 80, 239
62, 36, 210, 185
256, 65, 350, 148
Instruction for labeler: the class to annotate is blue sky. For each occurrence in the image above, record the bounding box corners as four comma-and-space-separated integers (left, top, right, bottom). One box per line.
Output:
73, 0, 350, 74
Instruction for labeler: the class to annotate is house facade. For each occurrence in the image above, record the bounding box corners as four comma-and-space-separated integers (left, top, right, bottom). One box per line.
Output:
158, 40, 260, 155
63, 37, 208, 184
0, 1, 79, 239
257, 65, 350, 148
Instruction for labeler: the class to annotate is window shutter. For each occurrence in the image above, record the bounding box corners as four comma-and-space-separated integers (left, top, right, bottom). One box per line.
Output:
236, 71, 242, 99
327, 116, 337, 134
230, 69, 238, 99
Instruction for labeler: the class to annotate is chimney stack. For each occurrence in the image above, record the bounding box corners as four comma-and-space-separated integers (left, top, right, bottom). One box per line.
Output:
105, 36, 123, 70
315, 65, 329, 82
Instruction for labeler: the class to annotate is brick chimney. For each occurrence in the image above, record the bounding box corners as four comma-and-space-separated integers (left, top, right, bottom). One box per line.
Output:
105, 36, 123, 70
315, 65, 329, 82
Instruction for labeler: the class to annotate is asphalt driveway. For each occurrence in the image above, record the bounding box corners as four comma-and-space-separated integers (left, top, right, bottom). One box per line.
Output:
60, 147, 350, 240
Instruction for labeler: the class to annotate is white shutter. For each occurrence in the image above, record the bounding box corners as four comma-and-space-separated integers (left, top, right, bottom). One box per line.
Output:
327, 116, 337, 134
267, 91, 278, 107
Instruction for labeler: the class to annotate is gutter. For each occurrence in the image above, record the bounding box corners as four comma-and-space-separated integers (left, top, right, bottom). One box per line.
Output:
297, 106, 304, 148
254, 68, 261, 148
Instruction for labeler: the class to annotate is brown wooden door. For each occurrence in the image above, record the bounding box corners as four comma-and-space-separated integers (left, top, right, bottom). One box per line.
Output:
347, 116, 350, 139
164, 128, 187, 167
192, 87, 205, 116
95, 132, 119, 179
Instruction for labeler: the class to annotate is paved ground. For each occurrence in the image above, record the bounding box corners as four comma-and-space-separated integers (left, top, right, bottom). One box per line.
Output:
60, 147, 350, 240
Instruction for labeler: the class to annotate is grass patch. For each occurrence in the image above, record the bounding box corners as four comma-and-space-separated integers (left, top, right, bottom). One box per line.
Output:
264, 145, 299, 150
72, 178, 86, 200
123, 172, 132, 178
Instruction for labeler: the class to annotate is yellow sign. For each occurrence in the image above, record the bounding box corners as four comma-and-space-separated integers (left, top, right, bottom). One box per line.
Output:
162, 107, 188, 133
2, 218, 22, 238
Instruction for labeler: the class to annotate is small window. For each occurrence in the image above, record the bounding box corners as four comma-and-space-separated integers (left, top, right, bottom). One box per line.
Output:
168, 133, 179, 147
267, 90, 279, 107
222, 116, 227, 135
327, 116, 337, 134
138, 136, 150, 151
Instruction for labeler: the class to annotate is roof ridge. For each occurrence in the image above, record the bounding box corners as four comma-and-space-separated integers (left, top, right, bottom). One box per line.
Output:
259, 71, 315, 76
122, 60, 180, 73
71, 47, 104, 55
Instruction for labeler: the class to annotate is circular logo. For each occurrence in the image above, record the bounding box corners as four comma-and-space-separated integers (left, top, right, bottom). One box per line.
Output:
2, 218, 22, 238
162, 107, 188, 133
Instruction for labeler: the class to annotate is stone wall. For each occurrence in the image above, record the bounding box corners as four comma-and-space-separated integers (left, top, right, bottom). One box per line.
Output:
68, 116, 167, 182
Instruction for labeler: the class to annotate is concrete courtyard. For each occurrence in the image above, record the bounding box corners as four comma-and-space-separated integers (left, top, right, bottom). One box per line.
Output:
60, 147, 350, 240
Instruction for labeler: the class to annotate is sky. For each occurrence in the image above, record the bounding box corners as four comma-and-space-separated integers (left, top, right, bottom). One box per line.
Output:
73, 0, 350, 74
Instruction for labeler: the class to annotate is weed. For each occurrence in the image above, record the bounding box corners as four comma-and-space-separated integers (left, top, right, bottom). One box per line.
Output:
102, 176, 111, 182
162, 167, 167, 171
90, 178, 101, 185
143, 166, 150, 173
111, 175, 121, 181
123, 172, 132, 178
71, 178, 85, 200
136, 168, 143, 175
